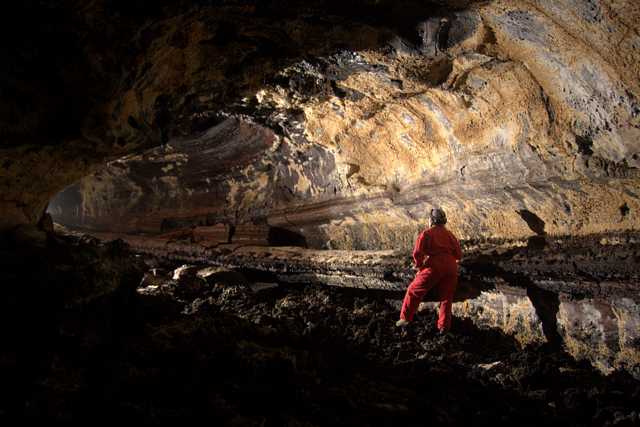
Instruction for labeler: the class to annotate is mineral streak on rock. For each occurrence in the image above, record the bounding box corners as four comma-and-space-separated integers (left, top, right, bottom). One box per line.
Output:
449, 284, 547, 347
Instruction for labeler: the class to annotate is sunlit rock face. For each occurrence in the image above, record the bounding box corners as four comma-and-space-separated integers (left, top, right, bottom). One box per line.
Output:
47, 0, 640, 249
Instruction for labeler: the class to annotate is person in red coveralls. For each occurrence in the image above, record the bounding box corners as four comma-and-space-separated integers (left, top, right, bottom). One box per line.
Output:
396, 208, 462, 333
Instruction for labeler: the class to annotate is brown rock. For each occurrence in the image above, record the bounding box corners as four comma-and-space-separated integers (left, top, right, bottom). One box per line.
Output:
172, 265, 200, 281
43, 0, 640, 249
231, 224, 270, 246
193, 224, 230, 245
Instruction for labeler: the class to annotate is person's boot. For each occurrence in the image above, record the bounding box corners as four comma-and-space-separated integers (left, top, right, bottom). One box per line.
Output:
396, 319, 409, 327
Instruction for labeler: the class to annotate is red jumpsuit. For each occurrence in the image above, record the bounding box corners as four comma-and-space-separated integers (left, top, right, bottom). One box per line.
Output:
400, 225, 462, 331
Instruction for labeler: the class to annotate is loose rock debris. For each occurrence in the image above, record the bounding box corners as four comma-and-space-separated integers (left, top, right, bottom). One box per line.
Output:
115, 263, 640, 426
1, 230, 638, 424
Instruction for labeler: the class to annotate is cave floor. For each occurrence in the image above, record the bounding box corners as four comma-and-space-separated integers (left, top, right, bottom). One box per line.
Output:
125, 277, 640, 426
2, 233, 639, 425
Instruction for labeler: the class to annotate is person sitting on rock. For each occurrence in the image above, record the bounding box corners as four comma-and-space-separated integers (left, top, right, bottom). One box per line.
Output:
396, 208, 462, 333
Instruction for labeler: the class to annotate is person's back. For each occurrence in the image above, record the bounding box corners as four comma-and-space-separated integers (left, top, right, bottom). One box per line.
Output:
397, 208, 462, 332
415, 225, 461, 267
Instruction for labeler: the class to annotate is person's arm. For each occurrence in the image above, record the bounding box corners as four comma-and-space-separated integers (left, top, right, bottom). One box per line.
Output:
412, 231, 429, 269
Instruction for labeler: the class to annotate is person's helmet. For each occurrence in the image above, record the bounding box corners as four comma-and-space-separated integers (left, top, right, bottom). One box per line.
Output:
430, 208, 447, 225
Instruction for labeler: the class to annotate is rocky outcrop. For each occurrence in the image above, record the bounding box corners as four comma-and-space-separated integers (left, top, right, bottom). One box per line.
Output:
6, 247, 640, 423
46, 0, 640, 250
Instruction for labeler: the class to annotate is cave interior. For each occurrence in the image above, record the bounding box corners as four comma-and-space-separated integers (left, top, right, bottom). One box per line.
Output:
1, 0, 640, 424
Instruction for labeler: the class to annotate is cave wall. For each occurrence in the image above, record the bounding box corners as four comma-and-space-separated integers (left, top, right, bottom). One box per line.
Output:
3, 0, 468, 231
46, 0, 640, 249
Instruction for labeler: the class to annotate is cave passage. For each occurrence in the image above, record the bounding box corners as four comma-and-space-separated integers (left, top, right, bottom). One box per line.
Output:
2, 0, 640, 424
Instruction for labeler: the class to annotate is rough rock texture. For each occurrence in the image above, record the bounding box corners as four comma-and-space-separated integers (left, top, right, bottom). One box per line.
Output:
448, 284, 547, 346
2, 0, 474, 232
46, 0, 640, 249
86, 229, 640, 378
2, 227, 639, 422
7, 259, 640, 423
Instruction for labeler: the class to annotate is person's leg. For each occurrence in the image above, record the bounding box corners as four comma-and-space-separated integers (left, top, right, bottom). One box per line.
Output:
436, 272, 458, 331
400, 269, 436, 322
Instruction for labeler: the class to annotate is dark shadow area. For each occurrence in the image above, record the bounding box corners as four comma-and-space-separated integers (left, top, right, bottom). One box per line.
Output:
2, 228, 639, 423
234, 266, 280, 283
437, 17, 452, 51
620, 202, 630, 217
517, 209, 546, 235
268, 226, 308, 247
526, 284, 563, 347
576, 134, 594, 156
527, 234, 548, 250
423, 56, 455, 85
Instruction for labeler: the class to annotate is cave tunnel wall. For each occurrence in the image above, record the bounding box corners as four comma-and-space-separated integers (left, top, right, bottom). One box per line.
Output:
43, 0, 640, 249
1, 0, 478, 232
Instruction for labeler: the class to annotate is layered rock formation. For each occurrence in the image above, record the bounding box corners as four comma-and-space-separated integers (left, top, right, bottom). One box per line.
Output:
45, 0, 640, 249
36, 0, 640, 379
2, 0, 466, 232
